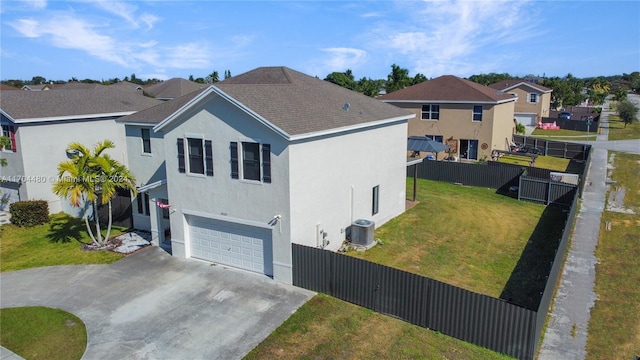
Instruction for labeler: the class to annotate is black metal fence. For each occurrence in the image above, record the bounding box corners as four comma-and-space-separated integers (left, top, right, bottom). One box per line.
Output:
97, 187, 132, 228
292, 244, 538, 360
540, 116, 599, 132
513, 135, 590, 160
518, 176, 577, 206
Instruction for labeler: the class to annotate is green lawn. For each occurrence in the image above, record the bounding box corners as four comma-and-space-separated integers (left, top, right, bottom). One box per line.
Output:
531, 128, 597, 141
586, 152, 640, 359
0, 212, 125, 272
244, 294, 514, 360
247, 179, 563, 359
348, 179, 564, 310
607, 114, 640, 140
498, 154, 571, 172
0, 306, 87, 360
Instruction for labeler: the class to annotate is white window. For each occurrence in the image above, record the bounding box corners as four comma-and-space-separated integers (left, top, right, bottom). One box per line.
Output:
472, 106, 483, 122
528, 93, 538, 103
1, 125, 15, 151
230, 141, 272, 183
177, 137, 213, 176
421, 105, 440, 120
141, 128, 151, 154
425, 135, 444, 143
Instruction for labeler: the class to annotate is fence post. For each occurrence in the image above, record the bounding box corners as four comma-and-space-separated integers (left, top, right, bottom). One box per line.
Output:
544, 141, 548, 156
518, 176, 522, 201
547, 181, 552, 205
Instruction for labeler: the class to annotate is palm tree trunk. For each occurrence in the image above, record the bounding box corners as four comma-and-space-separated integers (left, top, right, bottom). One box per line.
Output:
104, 200, 113, 243
84, 215, 98, 245
93, 200, 103, 246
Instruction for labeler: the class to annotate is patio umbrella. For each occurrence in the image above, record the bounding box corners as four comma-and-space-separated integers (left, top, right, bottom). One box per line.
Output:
407, 136, 450, 159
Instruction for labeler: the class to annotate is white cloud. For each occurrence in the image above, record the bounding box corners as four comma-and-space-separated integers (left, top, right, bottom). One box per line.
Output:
10, 16, 129, 66
163, 43, 213, 69
20, 0, 46, 10
320, 47, 368, 73
94, 1, 138, 27
369, 0, 539, 77
140, 13, 160, 31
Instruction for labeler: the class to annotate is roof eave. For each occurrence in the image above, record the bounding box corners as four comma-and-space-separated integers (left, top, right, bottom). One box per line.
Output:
154, 85, 292, 140
380, 99, 515, 105
9, 111, 136, 124
289, 114, 414, 142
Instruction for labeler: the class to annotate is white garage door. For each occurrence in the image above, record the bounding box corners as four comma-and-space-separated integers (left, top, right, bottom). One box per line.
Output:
187, 216, 273, 276
515, 114, 537, 126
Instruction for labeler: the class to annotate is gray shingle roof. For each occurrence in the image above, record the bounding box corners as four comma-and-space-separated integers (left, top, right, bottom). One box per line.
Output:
378, 75, 516, 103
214, 67, 413, 136
117, 88, 207, 124
489, 79, 552, 93
143, 78, 207, 100
1, 86, 162, 121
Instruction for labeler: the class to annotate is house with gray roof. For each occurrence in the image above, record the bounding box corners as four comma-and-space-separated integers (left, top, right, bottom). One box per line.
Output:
143, 78, 206, 101
489, 79, 552, 126
378, 75, 517, 161
119, 66, 414, 283
0, 86, 161, 213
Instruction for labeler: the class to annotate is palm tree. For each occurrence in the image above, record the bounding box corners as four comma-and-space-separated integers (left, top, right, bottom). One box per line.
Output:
52, 140, 136, 247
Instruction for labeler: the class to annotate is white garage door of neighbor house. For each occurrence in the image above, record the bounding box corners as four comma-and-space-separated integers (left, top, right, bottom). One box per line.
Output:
188, 216, 273, 276
515, 114, 537, 126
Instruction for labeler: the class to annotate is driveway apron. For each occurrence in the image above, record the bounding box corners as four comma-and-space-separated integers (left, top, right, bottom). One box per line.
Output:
0, 247, 314, 360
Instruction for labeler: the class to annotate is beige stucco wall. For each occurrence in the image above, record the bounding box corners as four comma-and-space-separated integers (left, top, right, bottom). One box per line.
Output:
508, 85, 551, 120
392, 101, 515, 160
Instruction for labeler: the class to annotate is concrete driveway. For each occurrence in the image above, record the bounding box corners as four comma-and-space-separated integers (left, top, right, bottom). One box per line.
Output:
0, 247, 314, 360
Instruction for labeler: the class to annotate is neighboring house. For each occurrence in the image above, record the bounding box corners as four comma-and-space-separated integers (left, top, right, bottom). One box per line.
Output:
378, 75, 517, 161
489, 79, 552, 126
0, 87, 162, 213
21, 84, 53, 91
122, 66, 413, 284
143, 78, 206, 101
116, 89, 205, 247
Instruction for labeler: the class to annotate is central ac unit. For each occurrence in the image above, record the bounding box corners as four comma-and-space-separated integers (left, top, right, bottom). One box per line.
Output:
351, 219, 375, 246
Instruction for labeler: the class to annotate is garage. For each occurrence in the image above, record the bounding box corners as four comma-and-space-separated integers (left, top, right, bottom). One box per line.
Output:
187, 216, 273, 276
515, 113, 537, 126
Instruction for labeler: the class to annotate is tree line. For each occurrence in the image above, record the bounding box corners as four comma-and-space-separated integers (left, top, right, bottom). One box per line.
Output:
3, 67, 639, 110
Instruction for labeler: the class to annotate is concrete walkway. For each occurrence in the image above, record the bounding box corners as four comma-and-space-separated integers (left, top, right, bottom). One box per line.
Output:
0, 247, 314, 360
538, 103, 634, 359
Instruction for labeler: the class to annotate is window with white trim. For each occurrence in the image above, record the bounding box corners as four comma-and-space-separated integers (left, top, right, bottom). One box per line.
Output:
230, 141, 271, 183
141, 128, 151, 154
421, 104, 440, 120
137, 193, 150, 215
177, 137, 214, 176
472, 105, 483, 122
528, 93, 538, 103
372, 185, 379, 216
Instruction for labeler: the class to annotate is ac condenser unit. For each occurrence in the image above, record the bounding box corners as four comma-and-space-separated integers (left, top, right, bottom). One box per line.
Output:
351, 219, 375, 246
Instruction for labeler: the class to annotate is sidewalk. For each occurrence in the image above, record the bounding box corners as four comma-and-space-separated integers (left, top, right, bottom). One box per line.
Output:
537, 108, 611, 359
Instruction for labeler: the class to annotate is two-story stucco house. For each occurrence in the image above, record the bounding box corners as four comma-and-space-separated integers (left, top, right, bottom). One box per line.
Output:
378, 75, 517, 161
0, 86, 161, 213
489, 79, 552, 126
121, 66, 414, 284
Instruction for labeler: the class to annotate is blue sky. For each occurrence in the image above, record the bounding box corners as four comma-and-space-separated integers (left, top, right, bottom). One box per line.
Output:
1, 0, 639, 82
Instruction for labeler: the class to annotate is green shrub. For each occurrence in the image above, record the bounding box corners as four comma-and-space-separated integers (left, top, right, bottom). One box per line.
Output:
9, 200, 50, 227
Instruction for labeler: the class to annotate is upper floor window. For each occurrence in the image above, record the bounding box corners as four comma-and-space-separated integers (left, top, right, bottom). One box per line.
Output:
1, 125, 16, 152
421, 104, 440, 120
528, 93, 538, 103
230, 141, 271, 183
141, 128, 151, 154
177, 137, 214, 177
472, 106, 483, 122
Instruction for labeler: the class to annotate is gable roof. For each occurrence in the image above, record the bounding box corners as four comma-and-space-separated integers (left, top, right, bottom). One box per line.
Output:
489, 79, 552, 93
117, 88, 207, 125
153, 67, 414, 140
377, 75, 517, 104
143, 78, 207, 100
1, 86, 162, 123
